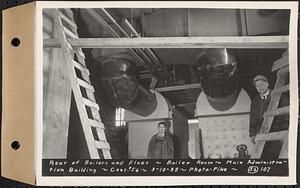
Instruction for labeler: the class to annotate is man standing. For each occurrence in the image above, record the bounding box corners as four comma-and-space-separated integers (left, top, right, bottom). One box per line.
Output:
249, 75, 271, 144
147, 122, 174, 159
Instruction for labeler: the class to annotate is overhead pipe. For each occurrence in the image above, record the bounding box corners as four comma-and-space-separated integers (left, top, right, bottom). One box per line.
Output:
121, 18, 140, 37
121, 19, 161, 66
100, 8, 129, 36
99, 9, 157, 67
85, 9, 119, 37
85, 9, 160, 79
121, 18, 172, 78
122, 18, 161, 65
194, 48, 239, 111
100, 8, 170, 80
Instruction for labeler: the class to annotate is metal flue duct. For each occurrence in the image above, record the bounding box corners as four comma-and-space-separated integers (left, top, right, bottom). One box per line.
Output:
194, 48, 239, 111
99, 52, 158, 116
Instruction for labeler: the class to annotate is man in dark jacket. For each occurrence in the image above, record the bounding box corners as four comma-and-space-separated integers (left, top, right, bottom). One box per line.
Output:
249, 74, 290, 159
147, 122, 174, 159
249, 75, 271, 144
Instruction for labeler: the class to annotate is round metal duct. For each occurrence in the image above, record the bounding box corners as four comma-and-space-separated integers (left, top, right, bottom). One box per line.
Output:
194, 48, 239, 111
99, 53, 157, 116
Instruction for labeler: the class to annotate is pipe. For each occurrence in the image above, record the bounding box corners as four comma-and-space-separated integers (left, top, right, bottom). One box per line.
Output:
85, 9, 160, 79
194, 48, 239, 111
121, 18, 172, 78
101, 8, 129, 37
100, 53, 158, 116
100, 9, 171, 80
100, 9, 158, 69
122, 18, 140, 37
85, 9, 119, 37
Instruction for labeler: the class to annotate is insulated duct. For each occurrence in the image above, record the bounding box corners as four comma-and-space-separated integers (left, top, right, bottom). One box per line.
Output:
194, 48, 239, 111
99, 53, 157, 116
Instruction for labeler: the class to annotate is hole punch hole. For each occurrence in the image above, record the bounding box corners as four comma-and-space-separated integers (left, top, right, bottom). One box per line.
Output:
11, 141, 20, 150
11, 38, 21, 47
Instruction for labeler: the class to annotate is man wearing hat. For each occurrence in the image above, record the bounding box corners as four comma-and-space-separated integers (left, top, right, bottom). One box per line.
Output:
249, 74, 271, 144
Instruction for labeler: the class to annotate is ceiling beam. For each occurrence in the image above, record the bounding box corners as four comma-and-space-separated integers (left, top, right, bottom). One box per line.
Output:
44, 35, 288, 49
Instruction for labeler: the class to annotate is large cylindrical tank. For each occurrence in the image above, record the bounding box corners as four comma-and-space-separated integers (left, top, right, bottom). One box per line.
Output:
194, 48, 239, 111
99, 53, 157, 116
